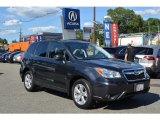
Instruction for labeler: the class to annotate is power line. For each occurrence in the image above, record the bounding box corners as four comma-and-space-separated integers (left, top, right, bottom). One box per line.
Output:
19, 11, 61, 22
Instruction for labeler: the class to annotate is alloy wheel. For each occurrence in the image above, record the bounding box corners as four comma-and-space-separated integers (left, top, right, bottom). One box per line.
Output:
24, 74, 32, 89
73, 84, 88, 105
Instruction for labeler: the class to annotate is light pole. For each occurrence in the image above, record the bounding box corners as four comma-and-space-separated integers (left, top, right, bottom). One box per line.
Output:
93, 7, 96, 44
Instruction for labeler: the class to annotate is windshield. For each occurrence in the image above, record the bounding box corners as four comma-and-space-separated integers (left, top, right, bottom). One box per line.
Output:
65, 42, 113, 60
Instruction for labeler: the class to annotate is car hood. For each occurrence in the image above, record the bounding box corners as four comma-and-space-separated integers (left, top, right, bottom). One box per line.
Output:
79, 58, 143, 71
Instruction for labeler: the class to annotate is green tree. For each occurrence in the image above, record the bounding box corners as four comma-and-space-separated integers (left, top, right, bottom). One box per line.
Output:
143, 18, 160, 33
75, 29, 83, 40
90, 23, 104, 46
0, 38, 8, 44
96, 23, 104, 46
107, 7, 143, 34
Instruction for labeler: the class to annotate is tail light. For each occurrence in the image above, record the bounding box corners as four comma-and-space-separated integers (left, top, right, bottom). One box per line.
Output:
144, 56, 155, 60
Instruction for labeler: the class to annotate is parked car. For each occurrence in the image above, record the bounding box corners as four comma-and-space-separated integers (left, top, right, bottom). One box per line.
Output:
135, 45, 160, 77
156, 49, 160, 78
0, 52, 11, 63
20, 40, 150, 109
0, 53, 3, 62
103, 46, 160, 76
103, 46, 126, 59
13, 52, 24, 63
8, 51, 22, 63
0, 50, 7, 61
0, 49, 6, 54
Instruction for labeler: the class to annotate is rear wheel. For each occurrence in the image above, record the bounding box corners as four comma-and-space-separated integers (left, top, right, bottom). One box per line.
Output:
24, 71, 36, 92
72, 79, 93, 109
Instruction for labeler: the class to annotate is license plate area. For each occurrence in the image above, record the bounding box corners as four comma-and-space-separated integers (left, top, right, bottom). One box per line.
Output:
134, 83, 144, 92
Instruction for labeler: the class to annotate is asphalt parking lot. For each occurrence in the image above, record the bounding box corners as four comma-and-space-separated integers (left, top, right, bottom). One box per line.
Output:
0, 63, 159, 113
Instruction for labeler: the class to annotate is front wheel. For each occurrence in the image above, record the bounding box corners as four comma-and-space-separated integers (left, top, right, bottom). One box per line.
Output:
72, 79, 93, 109
23, 71, 36, 92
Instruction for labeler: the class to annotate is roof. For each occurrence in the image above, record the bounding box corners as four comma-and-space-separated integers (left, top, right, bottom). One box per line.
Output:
61, 40, 90, 43
142, 45, 160, 49
35, 39, 90, 44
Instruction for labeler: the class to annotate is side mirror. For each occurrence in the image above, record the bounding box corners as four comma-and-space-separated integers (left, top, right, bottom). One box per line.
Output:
55, 54, 65, 61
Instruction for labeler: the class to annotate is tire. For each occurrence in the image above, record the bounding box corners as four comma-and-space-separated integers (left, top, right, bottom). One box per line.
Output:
23, 71, 36, 92
72, 79, 93, 109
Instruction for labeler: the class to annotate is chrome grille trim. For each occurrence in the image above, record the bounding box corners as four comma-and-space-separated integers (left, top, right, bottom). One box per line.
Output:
122, 68, 146, 81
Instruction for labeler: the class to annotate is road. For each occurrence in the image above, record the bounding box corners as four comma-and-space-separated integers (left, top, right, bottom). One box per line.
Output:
0, 63, 159, 113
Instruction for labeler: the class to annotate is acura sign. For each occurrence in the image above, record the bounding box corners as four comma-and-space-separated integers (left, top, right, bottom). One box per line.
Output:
68, 11, 77, 21
63, 8, 80, 29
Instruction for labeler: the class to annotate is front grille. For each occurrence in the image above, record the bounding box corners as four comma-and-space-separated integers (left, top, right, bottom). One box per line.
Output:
123, 69, 145, 81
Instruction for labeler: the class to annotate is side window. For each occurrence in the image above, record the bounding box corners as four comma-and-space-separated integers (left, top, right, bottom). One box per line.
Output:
26, 43, 37, 55
35, 42, 49, 57
48, 42, 68, 59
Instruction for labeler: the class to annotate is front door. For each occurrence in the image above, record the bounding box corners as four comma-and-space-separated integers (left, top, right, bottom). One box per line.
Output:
46, 41, 69, 91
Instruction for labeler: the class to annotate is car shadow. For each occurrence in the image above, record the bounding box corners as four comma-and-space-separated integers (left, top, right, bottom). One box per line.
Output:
36, 87, 159, 110
92, 92, 160, 110
38, 87, 72, 100
150, 75, 160, 79
157, 74, 160, 79
0, 73, 4, 75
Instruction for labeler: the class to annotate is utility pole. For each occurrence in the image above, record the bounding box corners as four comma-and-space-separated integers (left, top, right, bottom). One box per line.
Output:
148, 22, 151, 45
19, 27, 22, 51
158, 25, 159, 44
19, 27, 22, 42
148, 22, 150, 34
93, 7, 96, 44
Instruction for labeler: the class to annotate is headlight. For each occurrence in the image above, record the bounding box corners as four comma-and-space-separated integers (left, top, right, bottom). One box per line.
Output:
95, 67, 121, 78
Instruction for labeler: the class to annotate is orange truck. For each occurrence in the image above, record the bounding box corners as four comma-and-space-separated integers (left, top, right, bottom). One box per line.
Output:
8, 35, 37, 52
8, 41, 30, 52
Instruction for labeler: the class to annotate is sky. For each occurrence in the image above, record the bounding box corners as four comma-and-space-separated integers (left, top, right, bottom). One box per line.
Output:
1, 7, 160, 43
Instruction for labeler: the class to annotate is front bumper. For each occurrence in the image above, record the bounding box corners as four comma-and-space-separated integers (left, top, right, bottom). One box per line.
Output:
93, 78, 150, 101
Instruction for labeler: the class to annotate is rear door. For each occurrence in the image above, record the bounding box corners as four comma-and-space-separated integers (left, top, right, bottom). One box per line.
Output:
33, 42, 50, 87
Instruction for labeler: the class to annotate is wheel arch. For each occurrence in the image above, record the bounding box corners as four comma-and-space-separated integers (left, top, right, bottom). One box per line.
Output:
68, 75, 92, 96
22, 67, 30, 82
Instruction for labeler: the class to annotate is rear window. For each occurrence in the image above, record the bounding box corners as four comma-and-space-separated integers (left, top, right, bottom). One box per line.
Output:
135, 47, 153, 55
103, 48, 116, 54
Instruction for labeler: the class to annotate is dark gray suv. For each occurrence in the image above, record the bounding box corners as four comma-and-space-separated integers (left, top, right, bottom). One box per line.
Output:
20, 40, 150, 109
